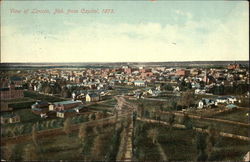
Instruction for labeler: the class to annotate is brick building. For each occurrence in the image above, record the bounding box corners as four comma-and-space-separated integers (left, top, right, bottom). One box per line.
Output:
0, 77, 24, 100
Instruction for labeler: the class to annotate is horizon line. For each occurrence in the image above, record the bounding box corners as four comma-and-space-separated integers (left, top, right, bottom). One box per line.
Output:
1, 60, 249, 64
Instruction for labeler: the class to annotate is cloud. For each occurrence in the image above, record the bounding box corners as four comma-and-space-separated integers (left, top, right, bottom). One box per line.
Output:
175, 10, 193, 20
1, 8, 248, 62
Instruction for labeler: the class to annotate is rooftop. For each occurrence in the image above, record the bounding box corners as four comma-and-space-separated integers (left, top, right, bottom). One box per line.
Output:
53, 100, 82, 105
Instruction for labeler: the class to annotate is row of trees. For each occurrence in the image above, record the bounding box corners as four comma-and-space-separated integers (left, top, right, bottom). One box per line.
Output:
196, 126, 219, 161
2, 113, 97, 138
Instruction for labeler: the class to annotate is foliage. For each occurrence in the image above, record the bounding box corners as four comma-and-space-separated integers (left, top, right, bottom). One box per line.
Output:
182, 114, 193, 130
178, 90, 195, 108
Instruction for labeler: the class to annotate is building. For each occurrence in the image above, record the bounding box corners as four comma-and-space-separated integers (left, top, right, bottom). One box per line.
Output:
198, 98, 217, 109
49, 100, 82, 111
31, 100, 49, 109
0, 102, 13, 112
227, 63, 241, 70
1, 113, 20, 124
56, 105, 85, 118
216, 96, 237, 104
175, 69, 190, 76
86, 93, 100, 102
0, 83, 24, 100
134, 80, 146, 87
57, 109, 76, 118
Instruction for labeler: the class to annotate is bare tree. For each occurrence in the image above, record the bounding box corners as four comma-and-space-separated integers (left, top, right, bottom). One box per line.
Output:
63, 118, 71, 136
179, 90, 195, 108
168, 113, 175, 131
96, 112, 103, 120
78, 124, 86, 143
207, 126, 218, 159
22, 143, 38, 161
3, 143, 15, 160
32, 124, 38, 146
147, 128, 159, 144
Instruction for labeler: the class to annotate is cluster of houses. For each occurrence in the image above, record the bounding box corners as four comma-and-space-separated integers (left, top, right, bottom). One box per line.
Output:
71, 90, 107, 102
0, 102, 20, 124
31, 100, 86, 118
197, 96, 238, 109
1, 62, 248, 123
14, 62, 247, 102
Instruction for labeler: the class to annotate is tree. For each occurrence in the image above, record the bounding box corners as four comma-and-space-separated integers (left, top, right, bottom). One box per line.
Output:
22, 144, 38, 161
163, 84, 173, 91
44, 85, 52, 94
182, 114, 193, 130
102, 110, 108, 118
206, 126, 218, 159
168, 113, 175, 131
50, 119, 56, 128
137, 103, 144, 118
63, 118, 71, 136
89, 113, 96, 121
96, 112, 103, 120
3, 143, 15, 160
16, 125, 24, 135
32, 124, 38, 146
61, 87, 71, 98
78, 124, 87, 143
147, 128, 159, 144
178, 90, 195, 108
196, 133, 208, 161
52, 82, 62, 94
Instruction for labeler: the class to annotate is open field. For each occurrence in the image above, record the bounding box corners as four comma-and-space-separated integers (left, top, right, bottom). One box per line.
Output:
212, 108, 249, 123
134, 121, 249, 161
1, 119, 125, 161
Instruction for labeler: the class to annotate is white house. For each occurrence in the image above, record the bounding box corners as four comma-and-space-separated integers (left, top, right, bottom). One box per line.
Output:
134, 80, 146, 87
198, 98, 217, 109
86, 93, 100, 102
216, 96, 237, 104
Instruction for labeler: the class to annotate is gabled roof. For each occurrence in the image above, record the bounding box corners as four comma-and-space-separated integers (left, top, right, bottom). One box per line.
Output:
87, 93, 99, 97
226, 104, 238, 109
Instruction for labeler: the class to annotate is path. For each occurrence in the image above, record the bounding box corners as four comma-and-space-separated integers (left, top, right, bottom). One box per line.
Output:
157, 143, 168, 161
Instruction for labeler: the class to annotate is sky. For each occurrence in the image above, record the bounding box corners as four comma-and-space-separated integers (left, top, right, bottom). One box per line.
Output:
1, 1, 249, 63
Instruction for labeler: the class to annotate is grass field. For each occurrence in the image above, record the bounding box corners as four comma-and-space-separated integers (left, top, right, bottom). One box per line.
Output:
1, 121, 123, 161
212, 109, 249, 123
134, 121, 249, 161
